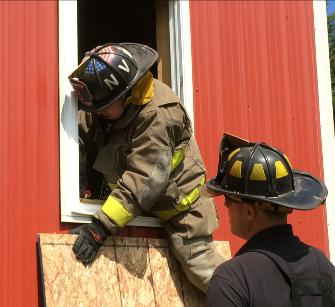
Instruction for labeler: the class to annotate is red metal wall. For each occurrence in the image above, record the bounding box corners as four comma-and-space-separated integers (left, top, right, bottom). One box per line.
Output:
189, 1, 329, 256
0, 2, 161, 305
0, 1, 61, 306
0, 1, 328, 306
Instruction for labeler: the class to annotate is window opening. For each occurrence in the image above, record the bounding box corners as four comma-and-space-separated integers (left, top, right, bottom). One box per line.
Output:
77, 0, 158, 77
77, 0, 158, 203
59, 0, 194, 225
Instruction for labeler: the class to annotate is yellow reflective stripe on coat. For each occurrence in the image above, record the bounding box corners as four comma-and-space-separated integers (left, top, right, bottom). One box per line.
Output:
171, 145, 188, 172
152, 176, 206, 220
175, 176, 206, 212
101, 195, 134, 227
175, 186, 201, 212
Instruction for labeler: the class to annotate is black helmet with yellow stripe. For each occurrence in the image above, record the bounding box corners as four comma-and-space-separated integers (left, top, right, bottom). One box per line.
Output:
206, 133, 328, 210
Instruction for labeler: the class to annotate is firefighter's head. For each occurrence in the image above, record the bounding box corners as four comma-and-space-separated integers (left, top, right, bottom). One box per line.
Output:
204, 133, 328, 239
68, 43, 158, 113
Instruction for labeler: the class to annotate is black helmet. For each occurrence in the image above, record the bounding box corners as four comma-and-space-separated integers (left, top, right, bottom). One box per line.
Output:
206, 133, 328, 210
69, 43, 158, 112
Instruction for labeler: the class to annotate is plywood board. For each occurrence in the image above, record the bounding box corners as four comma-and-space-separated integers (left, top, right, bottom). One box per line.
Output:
38, 234, 230, 307
147, 239, 184, 306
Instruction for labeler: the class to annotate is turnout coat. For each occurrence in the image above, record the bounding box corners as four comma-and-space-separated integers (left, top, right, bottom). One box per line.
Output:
80, 79, 219, 237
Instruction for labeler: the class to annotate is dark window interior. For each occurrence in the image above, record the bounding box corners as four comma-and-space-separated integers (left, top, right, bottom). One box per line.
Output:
77, 0, 159, 201
78, 0, 157, 76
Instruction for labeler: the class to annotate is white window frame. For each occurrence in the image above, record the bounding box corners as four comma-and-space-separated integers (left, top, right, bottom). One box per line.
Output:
59, 0, 194, 225
313, 0, 335, 261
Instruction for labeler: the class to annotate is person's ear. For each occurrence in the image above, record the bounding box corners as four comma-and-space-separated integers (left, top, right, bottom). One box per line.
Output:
245, 203, 255, 221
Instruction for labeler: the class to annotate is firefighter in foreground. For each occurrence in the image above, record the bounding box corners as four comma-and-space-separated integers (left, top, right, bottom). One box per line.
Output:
203, 133, 335, 306
68, 43, 224, 293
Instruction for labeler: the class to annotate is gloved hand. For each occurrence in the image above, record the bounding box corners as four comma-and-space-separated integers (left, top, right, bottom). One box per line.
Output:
70, 217, 110, 264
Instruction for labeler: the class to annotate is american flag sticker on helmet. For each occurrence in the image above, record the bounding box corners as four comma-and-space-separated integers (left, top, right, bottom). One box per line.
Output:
98, 45, 115, 64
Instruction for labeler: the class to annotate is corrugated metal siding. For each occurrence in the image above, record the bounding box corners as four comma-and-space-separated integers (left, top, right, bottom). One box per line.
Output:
0, 1, 60, 306
189, 1, 329, 255
0, 1, 328, 305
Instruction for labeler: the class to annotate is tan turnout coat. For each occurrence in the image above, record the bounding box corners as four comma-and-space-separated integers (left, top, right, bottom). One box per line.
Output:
83, 79, 218, 237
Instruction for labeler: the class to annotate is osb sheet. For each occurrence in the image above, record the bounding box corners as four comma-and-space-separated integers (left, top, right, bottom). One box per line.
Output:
38, 234, 231, 307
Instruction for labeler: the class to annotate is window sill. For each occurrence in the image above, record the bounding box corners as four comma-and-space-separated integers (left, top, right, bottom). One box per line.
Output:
62, 199, 163, 227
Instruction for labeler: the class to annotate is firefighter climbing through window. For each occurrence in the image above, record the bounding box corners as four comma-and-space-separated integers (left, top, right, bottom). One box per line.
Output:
68, 43, 225, 293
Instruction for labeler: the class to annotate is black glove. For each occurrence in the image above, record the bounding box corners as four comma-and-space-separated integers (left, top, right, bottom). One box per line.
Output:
70, 217, 110, 264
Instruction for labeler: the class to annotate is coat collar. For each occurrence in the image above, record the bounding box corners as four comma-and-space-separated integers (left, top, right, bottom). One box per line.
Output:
236, 224, 310, 261
112, 104, 143, 129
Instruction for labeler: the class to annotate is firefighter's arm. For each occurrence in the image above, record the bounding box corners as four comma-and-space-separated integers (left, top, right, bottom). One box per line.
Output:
96, 106, 183, 230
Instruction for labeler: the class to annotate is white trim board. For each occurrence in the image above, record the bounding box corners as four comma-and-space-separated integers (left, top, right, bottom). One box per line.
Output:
313, 0, 335, 261
59, 0, 80, 222
58, 0, 194, 226
169, 0, 195, 130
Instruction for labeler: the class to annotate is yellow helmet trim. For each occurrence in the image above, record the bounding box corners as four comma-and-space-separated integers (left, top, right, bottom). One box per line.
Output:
228, 148, 240, 161
250, 163, 266, 181
230, 160, 242, 178
275, 161, 288, 178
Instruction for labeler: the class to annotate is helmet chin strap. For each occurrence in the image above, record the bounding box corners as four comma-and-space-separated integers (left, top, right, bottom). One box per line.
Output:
254, 201, 293, 214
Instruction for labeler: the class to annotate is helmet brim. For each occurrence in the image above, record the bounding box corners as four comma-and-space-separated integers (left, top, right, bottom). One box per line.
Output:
80, 43, 158, 112
205, 170, 328, 210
